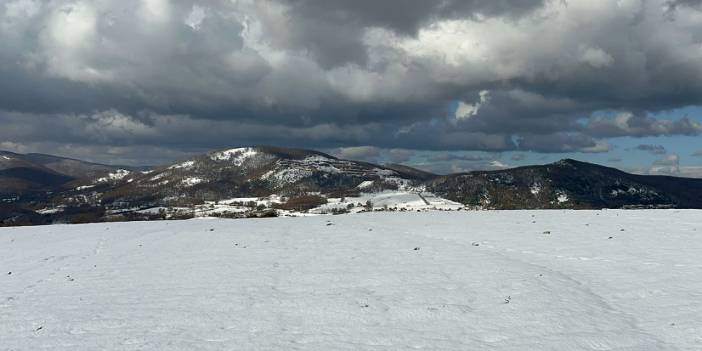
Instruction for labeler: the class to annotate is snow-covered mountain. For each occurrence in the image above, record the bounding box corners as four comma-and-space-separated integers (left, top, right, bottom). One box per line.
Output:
86, 146, 427, 208
4, 146, 702, 226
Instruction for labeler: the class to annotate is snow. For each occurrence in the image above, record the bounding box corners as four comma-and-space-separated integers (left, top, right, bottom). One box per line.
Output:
96, 169, 131, 183
181, 177, 204, 186
138, 196, 286, 219
265, 167, 313, 184
302, 155, 333, 163
313, 191, 463, 213
374, 168, 396, 177
217, 196, 282, 207
75, 185, 95, 191
1, 155, 10, 160
168, 160, 195, 170
357, 180, 374, 189
149, 173, 166, 181
2, 210, 702, 350
557, 191, 569, 203
34, 207, 65, 214
530, 183, 541, 195
209, 147, 258, 165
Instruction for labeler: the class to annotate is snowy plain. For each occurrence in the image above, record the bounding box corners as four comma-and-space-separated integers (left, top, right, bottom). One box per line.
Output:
1, 210, 701, 350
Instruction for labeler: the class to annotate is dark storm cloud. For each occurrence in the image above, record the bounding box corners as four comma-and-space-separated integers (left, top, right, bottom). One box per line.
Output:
516, 133, 609, 154
664, 0, 702, 14
585, 113, 702, 138
1, 0, 702, 163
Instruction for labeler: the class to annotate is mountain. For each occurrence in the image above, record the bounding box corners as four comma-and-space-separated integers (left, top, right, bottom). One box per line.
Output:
427, 159, 702, 209
3, 146, 702, 226
64, 146, 430, 209
0, 150, 137, 200
1, 151, 75, 199
18, 153, 130, 179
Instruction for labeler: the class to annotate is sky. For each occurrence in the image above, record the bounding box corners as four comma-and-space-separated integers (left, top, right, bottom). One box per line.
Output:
1, 0, 702, 176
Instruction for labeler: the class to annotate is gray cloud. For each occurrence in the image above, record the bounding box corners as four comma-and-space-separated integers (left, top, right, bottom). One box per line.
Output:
426, 154, 493, 162
511, 154, 527, 161
331, 146, 381, 162
414, 158, 510, 175
1, 0, 702, 163
635, 144, 667, 155
516, 133, 609, 154
387, 149, 415, 164
664, 0, 702, 15
585, 113, 702, 138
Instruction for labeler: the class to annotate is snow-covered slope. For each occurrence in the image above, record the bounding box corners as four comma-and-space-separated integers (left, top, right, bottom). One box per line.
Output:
8, 148, 702, 226
87, 146, 425, 208
2, 210, 701, 350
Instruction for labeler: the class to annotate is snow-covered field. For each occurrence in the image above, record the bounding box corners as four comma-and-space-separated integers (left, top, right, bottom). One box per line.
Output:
1, 210, 701, 350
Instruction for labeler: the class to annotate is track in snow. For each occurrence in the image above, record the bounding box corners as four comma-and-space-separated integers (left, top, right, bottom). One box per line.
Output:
1, 210, 701, 350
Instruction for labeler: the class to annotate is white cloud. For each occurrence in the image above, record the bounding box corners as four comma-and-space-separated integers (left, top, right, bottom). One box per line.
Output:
456, 90, 490, 120
40, 2, 103, 81
650, 154, 681, 175
4, 0, 41, 19
184, 5, 206, 30
490, 160, 510, 169
139, 0, 171, 24
580, 46, 615, 68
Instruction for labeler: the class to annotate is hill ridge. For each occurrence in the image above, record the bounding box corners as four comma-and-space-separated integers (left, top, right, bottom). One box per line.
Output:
2, 146, 702, 226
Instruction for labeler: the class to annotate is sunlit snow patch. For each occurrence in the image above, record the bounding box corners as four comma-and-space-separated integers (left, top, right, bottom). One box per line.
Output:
168, 160, 195, 170
210, 147, 258, 165
96, 169, 131, 183
181, 177, 204, 187
357, 180, 374, 189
